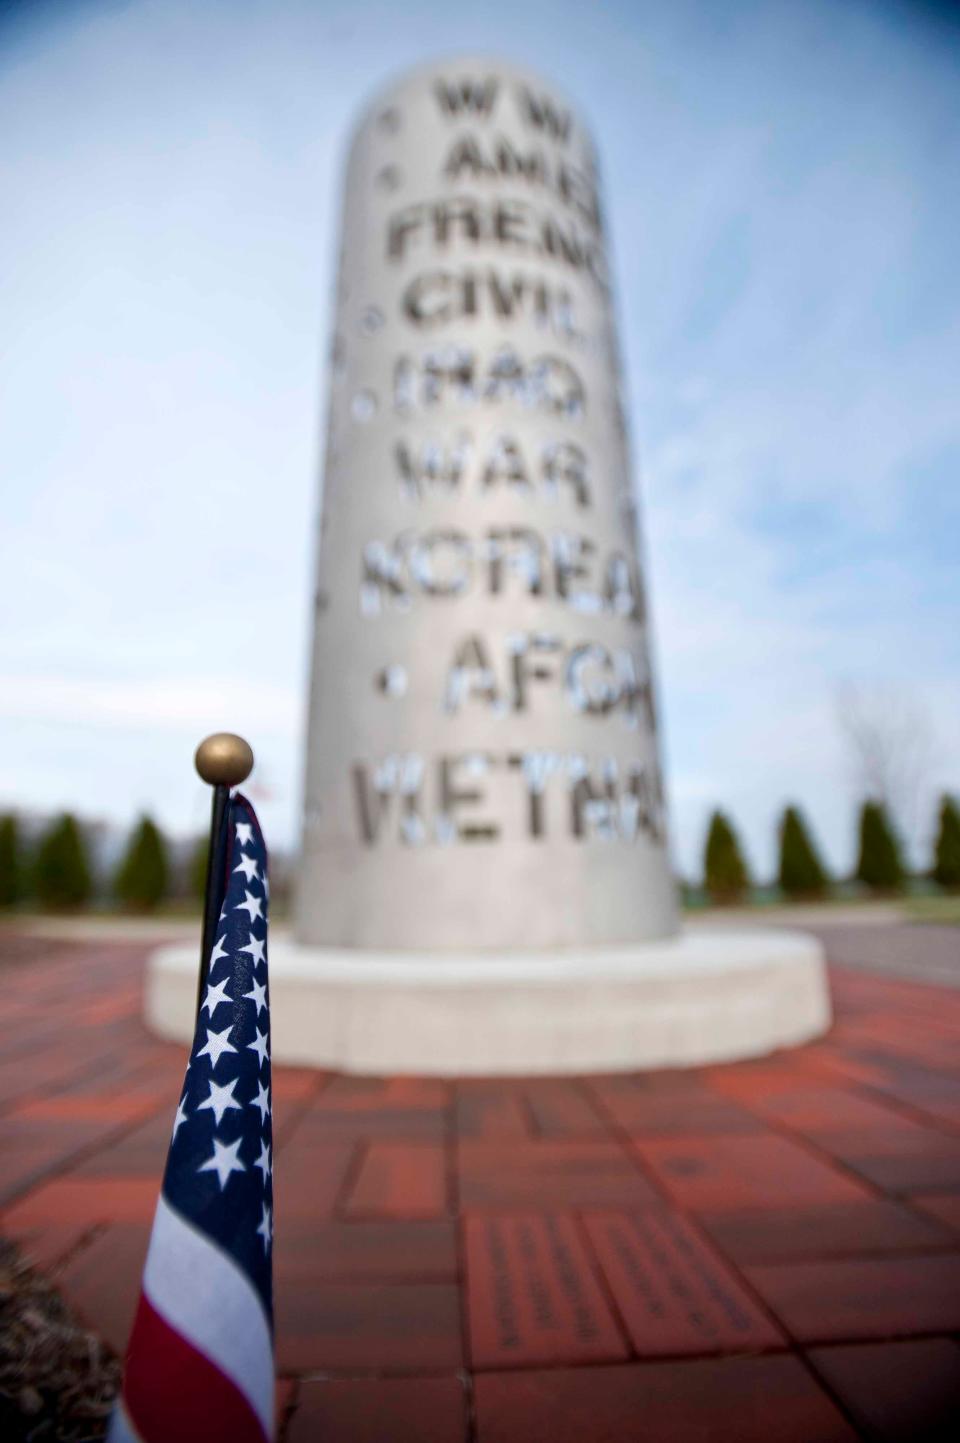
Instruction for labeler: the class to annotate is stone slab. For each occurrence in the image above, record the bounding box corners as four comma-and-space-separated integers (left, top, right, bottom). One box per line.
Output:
146, 929, 831, 1074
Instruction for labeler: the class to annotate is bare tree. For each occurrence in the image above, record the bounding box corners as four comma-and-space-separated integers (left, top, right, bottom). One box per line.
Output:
835, 680, 936, 860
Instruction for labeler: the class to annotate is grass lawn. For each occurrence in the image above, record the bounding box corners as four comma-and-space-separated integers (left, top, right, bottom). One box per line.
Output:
903, 894, 960, 926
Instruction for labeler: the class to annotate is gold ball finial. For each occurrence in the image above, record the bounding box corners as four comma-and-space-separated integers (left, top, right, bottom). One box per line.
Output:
195, 732, 254, 788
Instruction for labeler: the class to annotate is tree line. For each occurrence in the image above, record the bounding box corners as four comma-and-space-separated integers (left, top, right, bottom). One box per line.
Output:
0, 813, 208, 912
0, 795, 958, 913
702, 796, 960, 905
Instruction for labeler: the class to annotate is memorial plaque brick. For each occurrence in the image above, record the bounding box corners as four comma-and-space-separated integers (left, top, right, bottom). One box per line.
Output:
582, 1209, 783, 1355
636, 1135, 874, 1212
464, 1213, 627, 1367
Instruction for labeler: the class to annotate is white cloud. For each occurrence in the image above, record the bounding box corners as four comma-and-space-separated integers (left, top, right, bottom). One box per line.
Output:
0, 674, 299, 734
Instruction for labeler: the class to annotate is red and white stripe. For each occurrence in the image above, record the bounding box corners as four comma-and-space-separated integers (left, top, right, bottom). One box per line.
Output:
108, 1195, 273, 1443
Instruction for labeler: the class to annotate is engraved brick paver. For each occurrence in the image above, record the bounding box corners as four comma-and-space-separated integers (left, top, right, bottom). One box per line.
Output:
3, 932, 960, 1436
464, 1213, 628, 1367
582, 1209, 783, 1354
635, 1133, 875, 1212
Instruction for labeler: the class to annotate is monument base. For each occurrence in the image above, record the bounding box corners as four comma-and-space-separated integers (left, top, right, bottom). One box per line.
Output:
145, 929, 831, 1075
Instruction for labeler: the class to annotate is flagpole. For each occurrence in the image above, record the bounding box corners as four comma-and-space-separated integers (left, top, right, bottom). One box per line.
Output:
194, 733, 254, 1020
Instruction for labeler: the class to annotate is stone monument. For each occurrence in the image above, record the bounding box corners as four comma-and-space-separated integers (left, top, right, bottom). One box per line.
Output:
148, 57, 831, 1072
299, 57, 676, 952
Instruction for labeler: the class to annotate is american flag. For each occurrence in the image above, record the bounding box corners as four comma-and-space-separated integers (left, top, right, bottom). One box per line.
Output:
109, 793, 274, 1442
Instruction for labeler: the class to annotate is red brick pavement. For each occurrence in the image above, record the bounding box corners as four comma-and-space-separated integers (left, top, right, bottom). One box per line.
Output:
2, 933, 960, 1440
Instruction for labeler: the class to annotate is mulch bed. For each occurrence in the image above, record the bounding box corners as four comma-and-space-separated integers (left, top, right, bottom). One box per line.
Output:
0, 1237, 119, 1442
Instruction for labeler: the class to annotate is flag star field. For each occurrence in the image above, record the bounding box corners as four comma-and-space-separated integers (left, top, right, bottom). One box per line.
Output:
109, 794, 275, 1443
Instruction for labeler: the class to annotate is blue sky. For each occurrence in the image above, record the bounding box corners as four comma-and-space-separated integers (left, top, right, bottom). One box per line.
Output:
1, 0, 958, 878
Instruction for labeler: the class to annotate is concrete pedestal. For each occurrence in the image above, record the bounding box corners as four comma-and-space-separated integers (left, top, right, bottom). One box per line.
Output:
146, 930, 830, 1075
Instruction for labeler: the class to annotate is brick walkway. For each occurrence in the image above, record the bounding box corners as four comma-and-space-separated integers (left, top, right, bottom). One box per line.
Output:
2, 932, 960, 1441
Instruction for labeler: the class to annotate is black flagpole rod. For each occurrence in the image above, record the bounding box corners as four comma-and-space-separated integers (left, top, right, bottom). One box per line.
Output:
193, 733, 255, 1021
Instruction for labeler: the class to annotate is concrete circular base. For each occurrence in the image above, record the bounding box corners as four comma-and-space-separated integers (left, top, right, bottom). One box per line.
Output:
145, 929, 831, 1075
